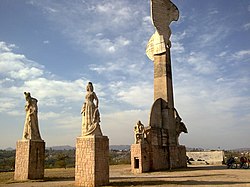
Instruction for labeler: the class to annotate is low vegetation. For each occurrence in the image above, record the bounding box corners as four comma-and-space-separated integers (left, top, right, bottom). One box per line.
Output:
1, 148, 249, 172
0, 148, 131, 172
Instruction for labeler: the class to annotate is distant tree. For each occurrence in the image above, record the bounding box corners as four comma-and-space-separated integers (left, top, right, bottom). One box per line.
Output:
0, 150, 15, 171
54, 153, 69, 169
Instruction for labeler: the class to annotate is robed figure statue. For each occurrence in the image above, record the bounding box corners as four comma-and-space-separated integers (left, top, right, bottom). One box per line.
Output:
22, 92, 42, 140
81, 82, 102, 136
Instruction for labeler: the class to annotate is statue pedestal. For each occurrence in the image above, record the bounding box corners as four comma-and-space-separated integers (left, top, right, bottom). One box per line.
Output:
169, 145, 187, 168
75, 136, 109, 187
14, 139, 45, 180
131, 143, 150, 174
131, 142, 187, 173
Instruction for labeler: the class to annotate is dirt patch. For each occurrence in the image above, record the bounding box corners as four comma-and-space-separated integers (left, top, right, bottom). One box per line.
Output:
1, 165, 250, 186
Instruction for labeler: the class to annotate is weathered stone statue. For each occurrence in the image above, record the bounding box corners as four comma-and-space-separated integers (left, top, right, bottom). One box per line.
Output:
76, 82, 109, 186
174, 109, 188, 145
15, 92, 45, 180
146, 0, 179, 61
134, 121, 145, 144
131, 0, 188, 173
22, 92, 42, 140
81, 82, 102, 136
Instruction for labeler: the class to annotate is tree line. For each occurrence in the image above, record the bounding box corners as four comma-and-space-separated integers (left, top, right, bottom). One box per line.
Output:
0, 149, 131, 172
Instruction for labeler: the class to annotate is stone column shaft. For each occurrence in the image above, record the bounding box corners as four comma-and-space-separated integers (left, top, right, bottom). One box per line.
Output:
153, 48, 174, 108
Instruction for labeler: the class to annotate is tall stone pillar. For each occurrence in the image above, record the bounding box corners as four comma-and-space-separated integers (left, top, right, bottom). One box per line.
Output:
131, 0, 188, 173
75, 82, 109, 186
154, 49, 174, 108
154, 49, 176, 145
14, 92, 45, 180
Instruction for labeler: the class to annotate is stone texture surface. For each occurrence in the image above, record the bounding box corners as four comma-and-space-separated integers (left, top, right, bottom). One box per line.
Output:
75, 136, 109, 187
187, 151, 225, 165
81, 82, 102, 137
22, 92, 42, 140
131, 143, 187, 173
131, 143, 150, 173
131, 51, 188, 173
169, 145, 187, 168
14, 140, 45, 180
131, 0, 187, 174
146, 0, 179, 60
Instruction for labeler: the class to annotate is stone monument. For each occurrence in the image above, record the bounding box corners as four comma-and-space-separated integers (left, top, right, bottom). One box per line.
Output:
131, 0, 188, 173
75, 82, 109, 187
14, 92, 45, 180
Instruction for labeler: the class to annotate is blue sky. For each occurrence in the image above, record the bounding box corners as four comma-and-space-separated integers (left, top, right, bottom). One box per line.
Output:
0, 0, 249, 150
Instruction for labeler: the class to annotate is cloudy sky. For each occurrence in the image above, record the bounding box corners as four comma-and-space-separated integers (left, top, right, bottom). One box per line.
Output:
0, 0, 249, 150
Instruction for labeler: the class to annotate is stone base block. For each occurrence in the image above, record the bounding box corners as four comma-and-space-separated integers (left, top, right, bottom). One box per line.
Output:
75, 136, 109, 187
131, 143, 187, 173
169, 145, 187, 168
131, 143, 150, 174
14, 140, 45, 180
150, 145, 170, 171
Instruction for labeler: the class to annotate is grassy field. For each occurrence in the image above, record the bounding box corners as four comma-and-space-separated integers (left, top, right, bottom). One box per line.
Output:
0, 168, 75, 184
1, 165, 250, 186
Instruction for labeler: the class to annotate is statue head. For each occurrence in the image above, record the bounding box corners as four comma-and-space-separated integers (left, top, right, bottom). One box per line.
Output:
24, 92, 31, 101
86, 82, 94, 92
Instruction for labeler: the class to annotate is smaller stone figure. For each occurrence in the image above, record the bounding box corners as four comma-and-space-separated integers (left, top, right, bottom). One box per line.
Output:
22, 92, 42, 140
81, 82, 102, 136
134, 121, 145, 144
174, 109, 187, 145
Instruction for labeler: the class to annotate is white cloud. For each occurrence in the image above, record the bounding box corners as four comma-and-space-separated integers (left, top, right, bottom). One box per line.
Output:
243, 23, 250, 30
116, 83, 153, 108
29, 0, 149, 57
232, 49, 250, 59
187, 52, 217, 75
96, 1, 133, 23
44, 6, 58, 13
9, 67, 43, 80
116, 36, 130, 46
0, 49, 44, 80
0, 97, 18, 114
43, 40, 50, 44
208, 9, 219, 15
174, 67, 250, 149
102, 109, 149, 145
22, 78, 86, 103
217, 51, 227, 57
0, 42, 16, 52
0, 41, 89, 116
89, 61, 124, 73
172, 31, 187, 42
198, 27, 225, 47
39, 111, 61, 120
171, 42, 185, 54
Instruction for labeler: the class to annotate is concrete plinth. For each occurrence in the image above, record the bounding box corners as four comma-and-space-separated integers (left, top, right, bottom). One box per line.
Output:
75, 136, 109, 187
131, 143, 187, 173
131, 143, 150, 174
169, 145, 187, 169
14, 140, 45, 180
